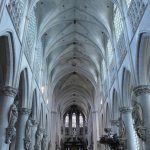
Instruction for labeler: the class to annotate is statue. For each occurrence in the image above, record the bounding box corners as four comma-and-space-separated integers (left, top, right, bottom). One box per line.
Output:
41, 132, 47, 150
118, 117, 126, 138
35, 126, 43, 150
72, 128, 77, 137
8, 101, 19, 127
132, 101, 143, 126
24, 115, 34, 150
132, 101, 146, 141
6, 101, 19, 144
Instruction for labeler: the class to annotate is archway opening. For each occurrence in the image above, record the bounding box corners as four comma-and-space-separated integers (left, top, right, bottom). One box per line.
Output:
62, 105, 87, 150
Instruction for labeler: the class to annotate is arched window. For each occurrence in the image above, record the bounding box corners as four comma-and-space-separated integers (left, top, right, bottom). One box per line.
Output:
126, 0, 132, 8
65, 114, 69, 127
79, 114, 83, 127
107, 39, 113, 65
113, 4, 123, 42
72, 113, 76, 128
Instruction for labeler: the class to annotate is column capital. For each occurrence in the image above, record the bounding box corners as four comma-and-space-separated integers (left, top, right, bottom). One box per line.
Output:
18, 108, 31, 115
0, 86, 17, 97
133, 85, 150, 96
120, 107, 132, 113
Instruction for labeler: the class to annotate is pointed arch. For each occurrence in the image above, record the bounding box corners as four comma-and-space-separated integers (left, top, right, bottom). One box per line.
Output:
16, 68, 29, 107
39, 103, 44, 128
101, 114, 104, 134
0, 32, 15, 86
121, 68, 132, 107
112, 89, 119, 120
105, 103, 110, 128
31, 89, 38, 120
46, 114, 48, 132
137, 32, 150, 84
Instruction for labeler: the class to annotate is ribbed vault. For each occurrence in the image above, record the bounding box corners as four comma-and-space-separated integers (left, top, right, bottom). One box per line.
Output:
53, 72, 94, 116
34, 0, 114, 116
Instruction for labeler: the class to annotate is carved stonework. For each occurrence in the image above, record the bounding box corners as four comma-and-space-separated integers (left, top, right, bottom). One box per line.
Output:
127, 0, 147, 34
34, 127, 43, 150
32, 120, 38, 127
118, 117, 126, 138
117, 33, 127, 65
24, 138, 31, 150
6, 101, 19, 144
111, 120, 119, 126
42, 131, 48, 150
24, 8, 37, 66
34, 45, 42, 82
132, 101, 143, 126
132, 101, 146, 141
136, 126, 146, 141
0, 86, 17, 97
133, 85, 150, 97
24, 116, 35, 150
19, 108, 31, 116
6, 127, 16, 144
118, 138, 127, 150
7, 0, 25, 35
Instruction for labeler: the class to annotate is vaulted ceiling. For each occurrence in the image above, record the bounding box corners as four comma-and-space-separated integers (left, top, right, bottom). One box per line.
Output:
35, 0, 114, 116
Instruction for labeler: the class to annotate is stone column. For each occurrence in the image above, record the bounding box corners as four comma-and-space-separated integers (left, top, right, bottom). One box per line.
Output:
63, 117, 66, 137
0, 86, 17, 150
51, 111, 57, 150
69, 113, 72, 135
134, 85, 150, 150
83, 116, 86, 135
92, 111, 98, 150
30, 120, 38, 150
120, 107, 137, 150
76, 113, 79, 135
15, 108, 31, 150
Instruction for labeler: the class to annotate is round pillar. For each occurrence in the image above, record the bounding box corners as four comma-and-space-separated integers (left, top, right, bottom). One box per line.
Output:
120, 107, 137, 150
30, 120, 38, 150
134, 85, 150, 150
15, 108, 31, 150
92, 111, 98, 150
0, 86, 17, 150
69, 113, 72, 135
51, 111, 57, 150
